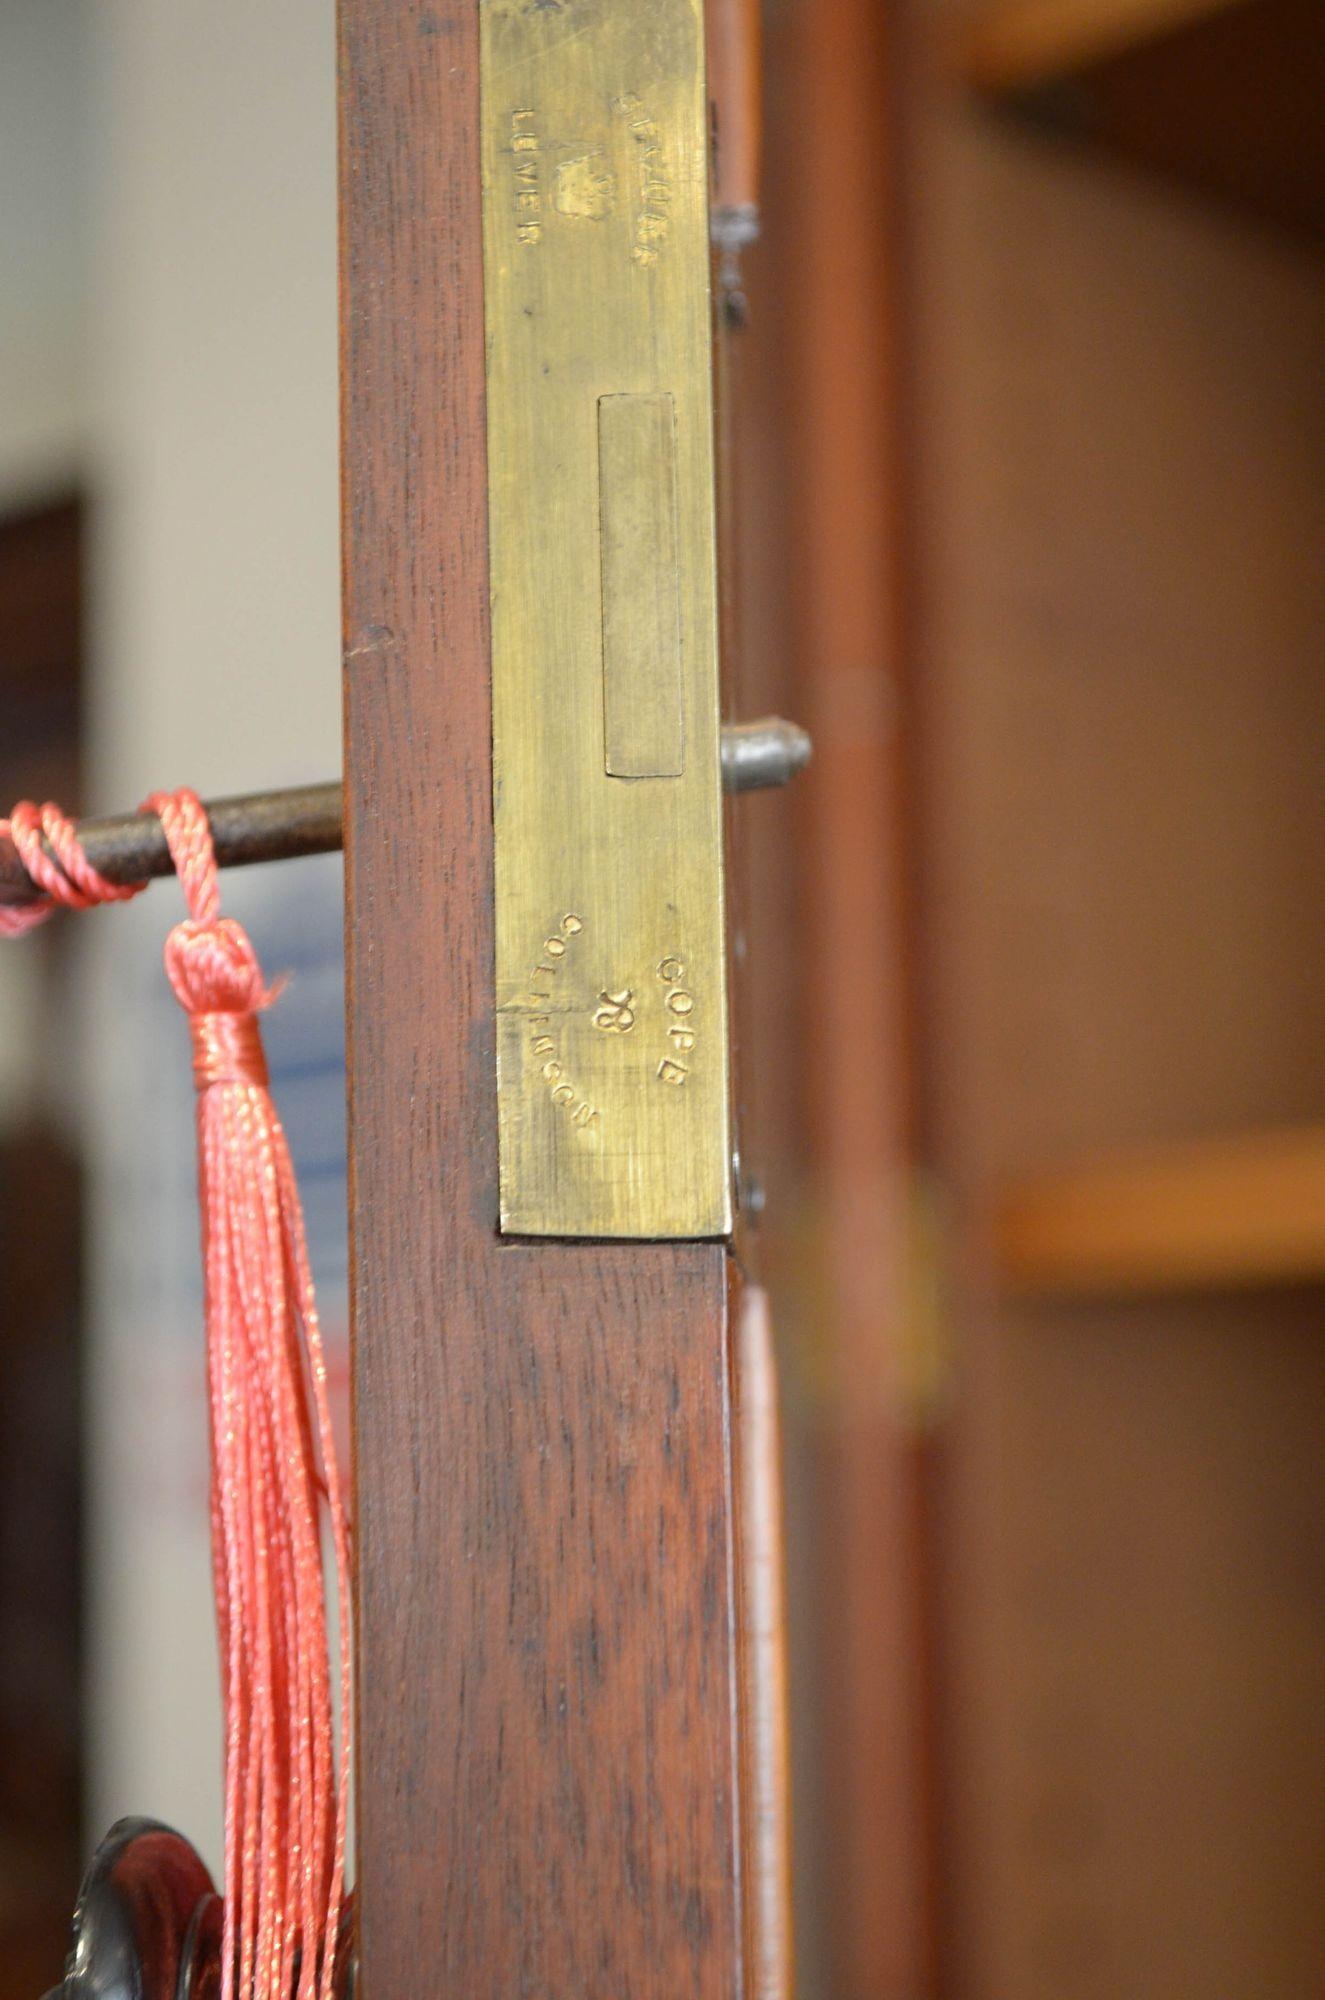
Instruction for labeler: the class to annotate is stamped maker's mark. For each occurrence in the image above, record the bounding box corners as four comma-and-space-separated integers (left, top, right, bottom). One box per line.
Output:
614, 93, 673, 267
524, 913, 600, 1133
655, 956, 697, 1084
510, 108, 543, 244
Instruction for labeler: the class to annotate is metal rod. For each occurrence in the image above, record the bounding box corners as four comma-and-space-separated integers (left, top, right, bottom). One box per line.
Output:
0, 783, 342, 907
0, 719, 811, 908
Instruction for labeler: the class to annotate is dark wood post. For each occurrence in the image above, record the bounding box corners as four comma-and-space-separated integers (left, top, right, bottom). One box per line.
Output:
338, 4, 747, 1994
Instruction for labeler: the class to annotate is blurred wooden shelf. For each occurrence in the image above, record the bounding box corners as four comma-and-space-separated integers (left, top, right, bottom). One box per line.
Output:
995, 1126, 1325, 1295
964, 0, 1242, 89
960, 0, 1325, 240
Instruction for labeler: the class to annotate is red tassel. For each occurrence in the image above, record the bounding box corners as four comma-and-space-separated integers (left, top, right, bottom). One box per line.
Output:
2, 789, 352, 2000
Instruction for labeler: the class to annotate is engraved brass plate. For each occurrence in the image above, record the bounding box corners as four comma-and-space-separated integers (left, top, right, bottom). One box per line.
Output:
599, 393, 685, 779
480, 0, 731, 1238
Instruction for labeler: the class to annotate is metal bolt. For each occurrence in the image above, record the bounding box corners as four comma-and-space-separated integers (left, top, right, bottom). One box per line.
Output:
720, 717, 813, 794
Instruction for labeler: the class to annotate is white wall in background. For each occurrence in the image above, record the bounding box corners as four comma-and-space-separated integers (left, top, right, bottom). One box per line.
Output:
83, 0, 342, 1872
0, 0, 85, 511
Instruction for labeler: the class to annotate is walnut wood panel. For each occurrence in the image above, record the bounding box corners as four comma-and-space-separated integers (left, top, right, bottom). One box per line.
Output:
0, 1129, 83, 2000
962, 0, 1242, 87
963, 0, 1325, 241
996, 1126, 1325, 1295
736, 4, 941, 1996
338, 6, 743, 1996
0, 498, 84, 1999
0, 498, 82, 808
912, 7, 1325, 1988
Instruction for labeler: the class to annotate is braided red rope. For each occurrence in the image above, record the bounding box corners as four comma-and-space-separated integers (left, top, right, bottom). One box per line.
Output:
3, 791, 352, 2000
0, 799, 146, 935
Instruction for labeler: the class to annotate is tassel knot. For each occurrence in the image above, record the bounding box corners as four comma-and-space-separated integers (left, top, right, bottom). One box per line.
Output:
164, 915, 271, 1017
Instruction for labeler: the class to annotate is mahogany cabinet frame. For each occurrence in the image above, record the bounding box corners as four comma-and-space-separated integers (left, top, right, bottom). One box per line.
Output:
338, 4, 753, 1993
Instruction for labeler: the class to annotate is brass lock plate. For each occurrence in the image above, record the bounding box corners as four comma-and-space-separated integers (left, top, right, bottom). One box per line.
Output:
480, 0, 730, 1238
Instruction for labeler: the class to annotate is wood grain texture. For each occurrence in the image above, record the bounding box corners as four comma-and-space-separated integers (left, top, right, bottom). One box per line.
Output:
338, 5, 743, 1995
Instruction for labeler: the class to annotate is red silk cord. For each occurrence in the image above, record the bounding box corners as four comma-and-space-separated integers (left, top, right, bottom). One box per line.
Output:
2, 790, 352, 2000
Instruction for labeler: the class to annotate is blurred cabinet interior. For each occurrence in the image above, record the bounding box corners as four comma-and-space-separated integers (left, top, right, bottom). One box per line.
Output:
0, 498, 85, 2000
738, 0, 1325, 1994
